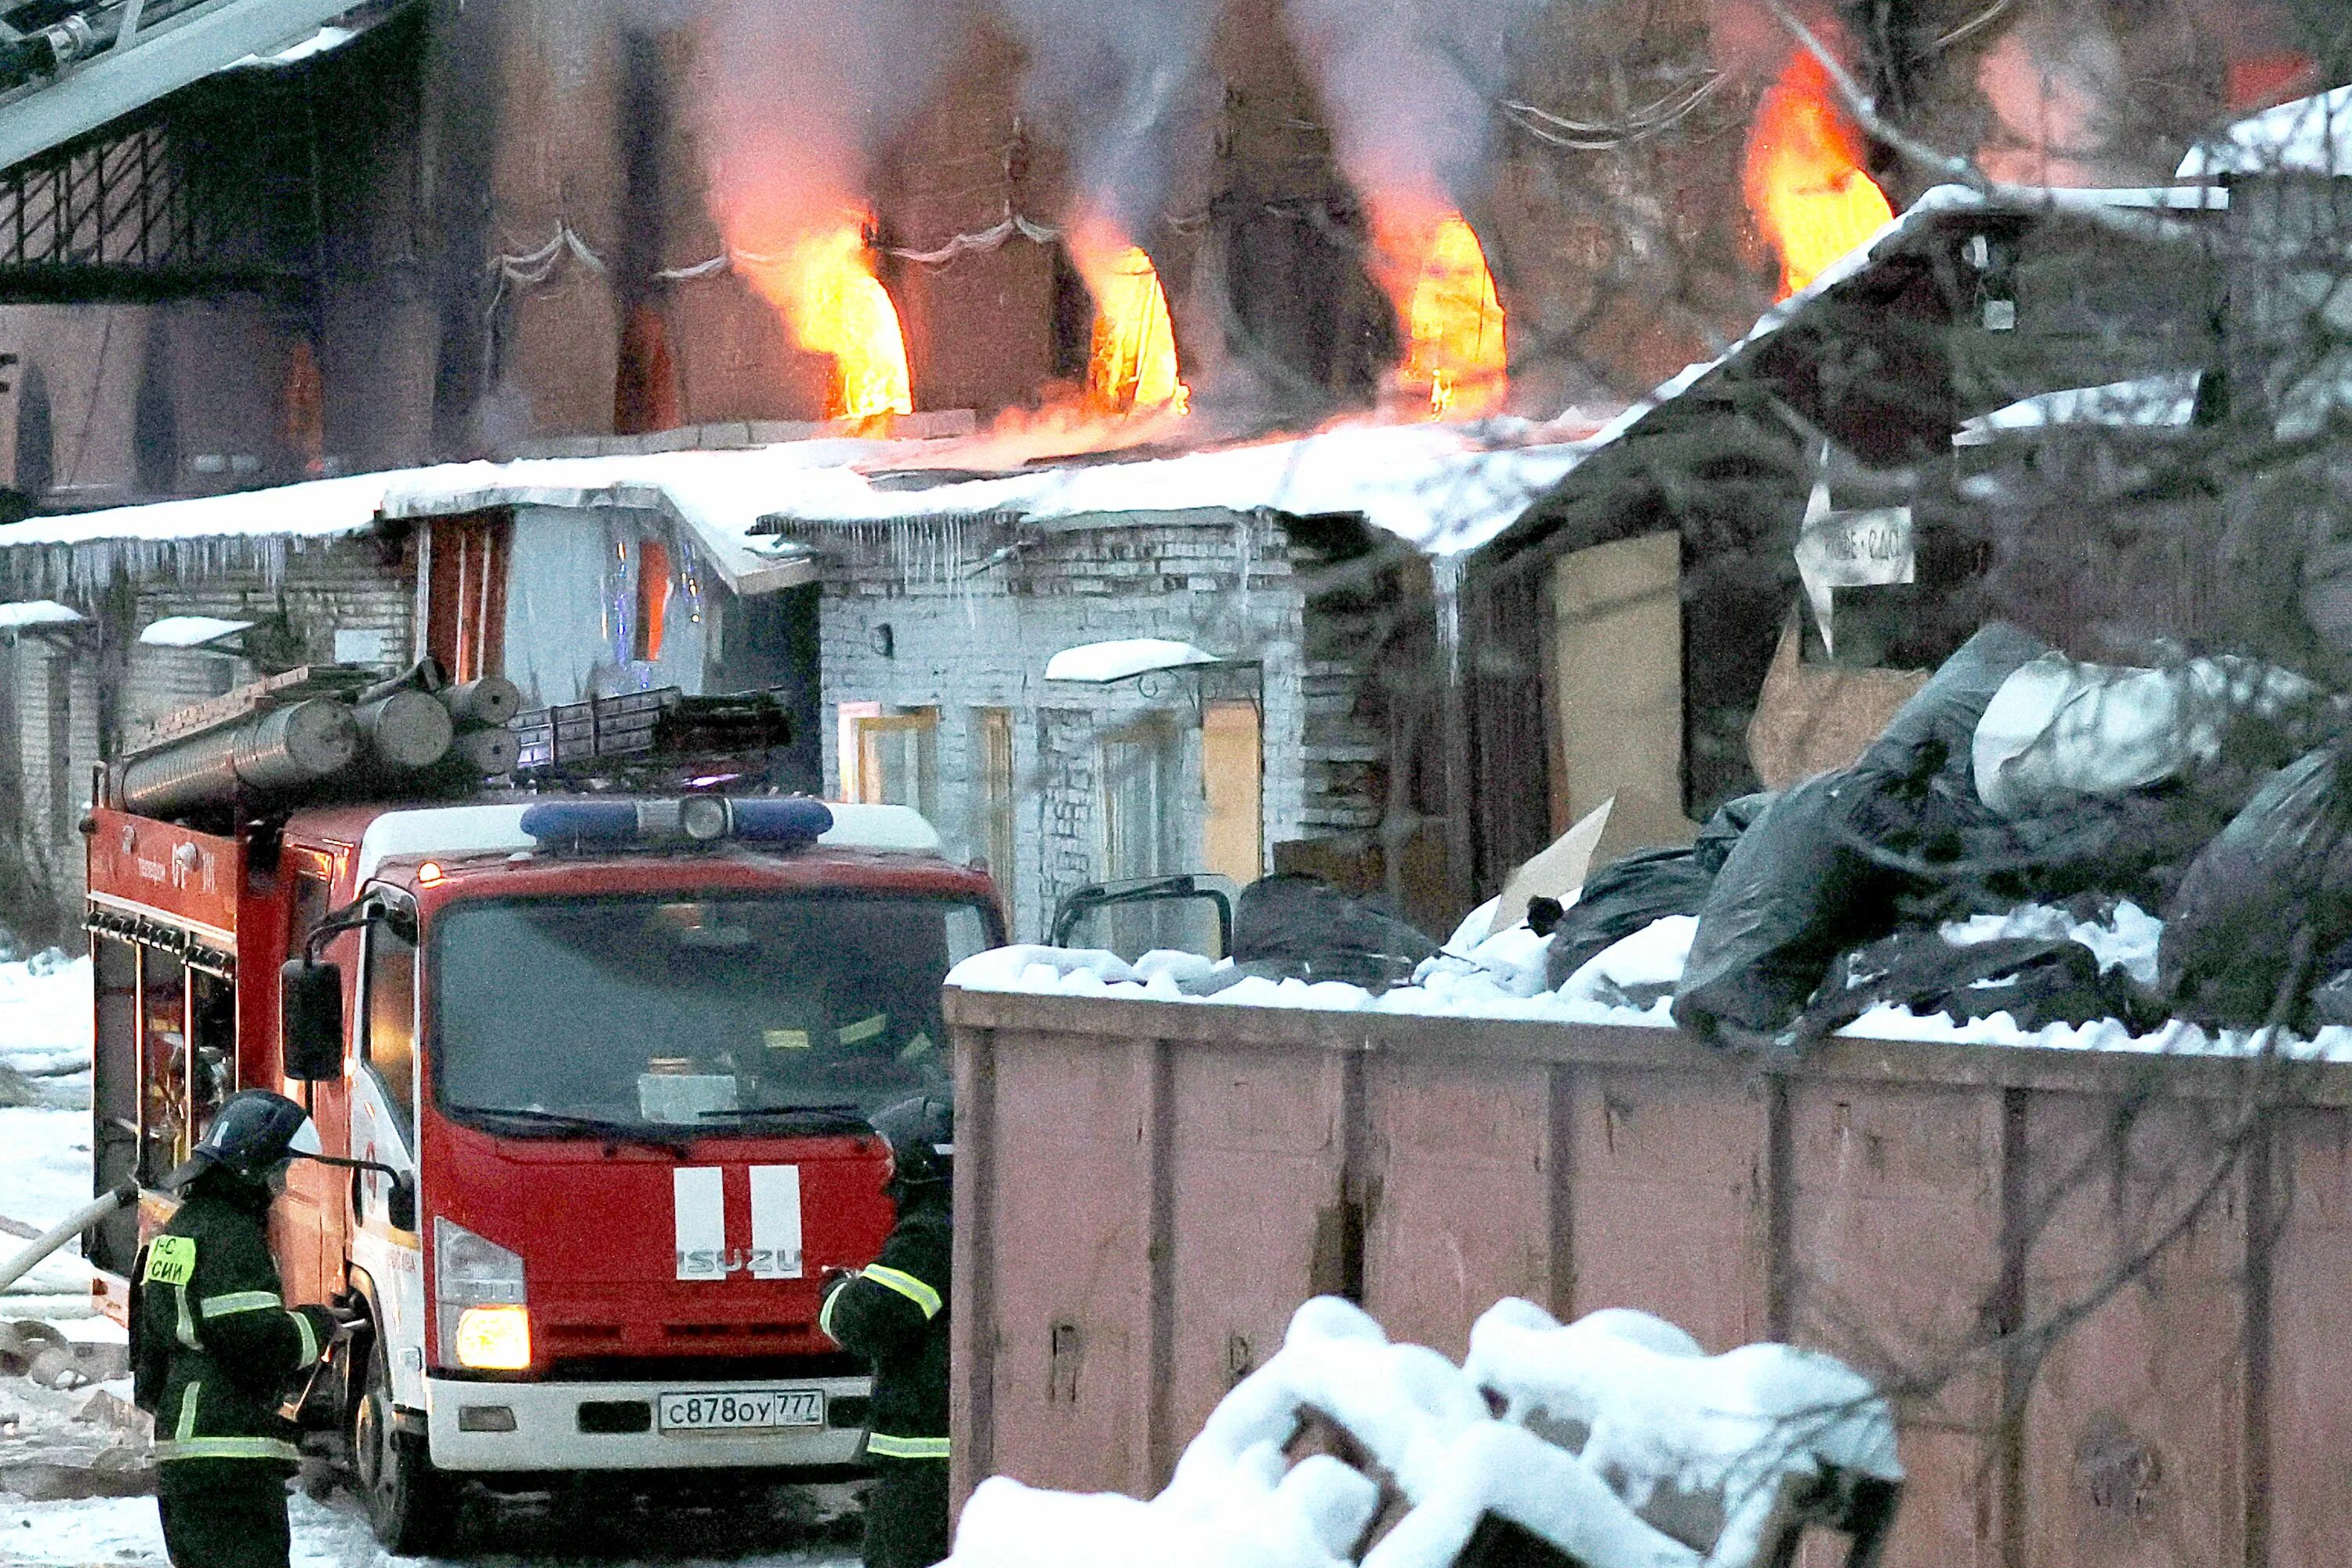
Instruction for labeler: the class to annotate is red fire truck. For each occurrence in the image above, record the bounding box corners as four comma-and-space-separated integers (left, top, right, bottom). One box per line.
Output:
85, 691, 997, 1551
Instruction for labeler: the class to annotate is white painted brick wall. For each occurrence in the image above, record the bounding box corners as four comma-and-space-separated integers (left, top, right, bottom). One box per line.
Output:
794, 510, 1375, 942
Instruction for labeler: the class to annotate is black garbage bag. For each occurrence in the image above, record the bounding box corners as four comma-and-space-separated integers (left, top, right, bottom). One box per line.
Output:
1857, 622, 2053, 782
1229, 874, 1438, 992
2160, 743, 2352, 1025
1672, 771, 1899, 1051
1796, 931, 2161, 1042
1543, 793, 1773, 989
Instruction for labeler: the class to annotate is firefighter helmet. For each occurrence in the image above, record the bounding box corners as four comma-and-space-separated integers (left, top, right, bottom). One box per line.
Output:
163, 1089, 324, 1190
872, 1094, 953, 1191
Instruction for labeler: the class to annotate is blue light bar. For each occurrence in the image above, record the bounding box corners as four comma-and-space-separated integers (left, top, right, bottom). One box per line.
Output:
519, 800, 640, 845
729, 797, 833, 848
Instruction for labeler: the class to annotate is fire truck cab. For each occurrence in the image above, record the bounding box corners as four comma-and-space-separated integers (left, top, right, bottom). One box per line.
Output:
87, 789, 997, 1548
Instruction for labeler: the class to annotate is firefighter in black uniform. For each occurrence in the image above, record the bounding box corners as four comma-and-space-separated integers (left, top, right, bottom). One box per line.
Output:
822, 1094, 953, 1568
132, 1091, 339, 1568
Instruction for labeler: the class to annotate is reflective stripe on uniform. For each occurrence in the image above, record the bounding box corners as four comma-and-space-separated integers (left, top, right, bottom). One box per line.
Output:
173, 1285, 201, 1350
866, 1433, 949, 1461
818, 1280, 844, 1341
838, 1013, 888, 1045
154, 1437, 303, 1464
199, 1290, 283, 1319
292, 1310, 320, 1369
858, 1265, 942, 1319
176, 1381, 201, 1442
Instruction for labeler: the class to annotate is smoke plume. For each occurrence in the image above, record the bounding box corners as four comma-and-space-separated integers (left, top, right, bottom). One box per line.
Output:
680, 0, 968, 255
993, 0, 1221, 242
1283, 0, 1544, 230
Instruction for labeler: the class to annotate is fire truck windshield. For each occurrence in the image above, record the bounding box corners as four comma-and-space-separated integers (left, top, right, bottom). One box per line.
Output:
428, 893, 989, 1131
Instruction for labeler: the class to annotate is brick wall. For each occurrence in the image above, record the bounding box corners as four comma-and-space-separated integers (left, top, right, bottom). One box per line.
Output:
780, 506, 1392, 941
0, 532, 414, 937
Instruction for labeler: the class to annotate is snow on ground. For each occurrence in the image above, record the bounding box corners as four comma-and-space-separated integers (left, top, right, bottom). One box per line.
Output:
0, 952, 100, 1312
949, 898, 2352, 1061
0, 1487, 861, 1568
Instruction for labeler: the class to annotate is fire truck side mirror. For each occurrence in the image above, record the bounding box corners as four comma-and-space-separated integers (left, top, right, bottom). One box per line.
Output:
280, 960, 346, 1081
387, 1173, 417, 1232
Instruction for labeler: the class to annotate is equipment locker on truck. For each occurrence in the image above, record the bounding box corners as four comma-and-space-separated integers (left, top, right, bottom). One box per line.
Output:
85, 672, 1000, 1552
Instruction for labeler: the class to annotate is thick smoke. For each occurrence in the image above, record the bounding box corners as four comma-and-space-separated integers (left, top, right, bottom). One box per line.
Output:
1973, 2, 2151, 187
1283, 0, 1547, 230
994, 0, 1222, 243
677, 0, 970, 254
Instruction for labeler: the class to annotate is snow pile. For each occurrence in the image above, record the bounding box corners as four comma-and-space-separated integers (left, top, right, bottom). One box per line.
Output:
947, 1298, 1897, 1568
1467, 1301, 1899, 1568
1937, 901, 2162, 987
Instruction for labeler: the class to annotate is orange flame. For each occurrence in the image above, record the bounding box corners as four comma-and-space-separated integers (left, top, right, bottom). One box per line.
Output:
1066, 222, 1189, 419
739, 222, 913, 421
1744, 52, 1894, 300
1396, 213, 1508, 419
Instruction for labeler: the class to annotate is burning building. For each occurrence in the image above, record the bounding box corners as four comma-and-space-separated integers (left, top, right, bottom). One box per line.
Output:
0, 0, 2336, 938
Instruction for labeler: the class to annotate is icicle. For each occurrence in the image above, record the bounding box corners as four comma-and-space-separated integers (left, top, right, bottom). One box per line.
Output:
1233, 513, 1256, 626
1432, 550, 1465, 687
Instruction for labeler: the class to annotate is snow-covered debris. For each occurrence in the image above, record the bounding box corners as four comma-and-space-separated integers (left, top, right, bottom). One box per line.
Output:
1559, 916, 1698, 1010
135, 615, 252, 648
950, 1298, 1898, 1568
1938, 902, 2162, 987
1466, 1300, 1900, 1568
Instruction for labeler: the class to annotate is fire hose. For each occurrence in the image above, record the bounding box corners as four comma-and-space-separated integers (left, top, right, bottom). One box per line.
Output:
0, 1182, 137, 1297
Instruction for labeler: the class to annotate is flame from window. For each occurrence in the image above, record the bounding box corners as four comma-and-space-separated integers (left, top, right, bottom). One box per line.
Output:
1744, 51, 1893, 300
1398, 214, 1507, 419
740, 222, 913, 422
1067, 223, 1189, 418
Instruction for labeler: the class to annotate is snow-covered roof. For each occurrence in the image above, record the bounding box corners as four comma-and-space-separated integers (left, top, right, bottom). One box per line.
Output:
138, 615, 253, 648
0, 600, 84, 631
742, 420, 1595, 558
1044, 639, 1223, 683
1955, 371, 2202, 441
352, 799, 945, 883
0, 420, 1590, 597
2179, 83, 2352, 179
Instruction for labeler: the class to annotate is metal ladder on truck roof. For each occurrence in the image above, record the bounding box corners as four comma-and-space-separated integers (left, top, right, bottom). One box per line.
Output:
0, 0, 372, 172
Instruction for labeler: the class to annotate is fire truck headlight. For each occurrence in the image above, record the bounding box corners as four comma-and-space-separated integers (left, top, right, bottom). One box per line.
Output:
453, 1305, 532, 1371
434, 1218, 528, 1370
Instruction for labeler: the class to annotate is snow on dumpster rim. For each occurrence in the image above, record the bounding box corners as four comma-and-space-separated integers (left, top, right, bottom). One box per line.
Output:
946, 914, 2352, 1064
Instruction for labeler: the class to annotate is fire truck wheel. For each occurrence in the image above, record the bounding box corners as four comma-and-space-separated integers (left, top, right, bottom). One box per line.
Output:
353, 1335, 461, 1554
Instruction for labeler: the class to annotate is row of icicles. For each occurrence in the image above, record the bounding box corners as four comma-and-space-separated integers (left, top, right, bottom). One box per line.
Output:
746, 51, 1888, 425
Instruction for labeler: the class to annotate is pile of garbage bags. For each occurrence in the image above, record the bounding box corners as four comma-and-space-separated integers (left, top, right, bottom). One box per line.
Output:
1549, 622, 2349, 1051
945, 1296, 1900, 1568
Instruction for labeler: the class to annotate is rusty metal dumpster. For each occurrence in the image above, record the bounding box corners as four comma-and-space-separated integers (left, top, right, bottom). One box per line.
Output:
946, 985, 2352, 1568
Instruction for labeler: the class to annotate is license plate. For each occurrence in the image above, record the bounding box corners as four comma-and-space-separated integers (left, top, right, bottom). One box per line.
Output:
657, 1389, 826, 1432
